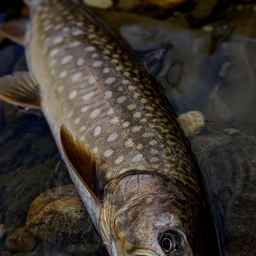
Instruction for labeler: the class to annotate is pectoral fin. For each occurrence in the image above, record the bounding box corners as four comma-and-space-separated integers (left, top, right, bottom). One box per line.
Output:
60, 125, 101, 205
0, 17, 29, 46
0, 72, 41, 109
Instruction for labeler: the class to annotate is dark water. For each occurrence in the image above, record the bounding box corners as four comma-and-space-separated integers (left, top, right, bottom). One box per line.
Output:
0, 1, 256, 255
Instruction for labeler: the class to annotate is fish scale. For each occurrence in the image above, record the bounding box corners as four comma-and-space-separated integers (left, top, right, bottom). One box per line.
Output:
0, 0, 221, 255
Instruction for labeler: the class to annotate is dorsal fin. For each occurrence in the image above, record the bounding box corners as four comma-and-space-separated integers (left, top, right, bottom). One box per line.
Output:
0, 72, 41, 109
60, 125, 101, 205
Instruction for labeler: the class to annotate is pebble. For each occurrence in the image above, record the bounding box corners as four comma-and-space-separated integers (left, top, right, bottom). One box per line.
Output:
202, 24, 214, 32
177, 111, 205, 136
5, 226, 38, 252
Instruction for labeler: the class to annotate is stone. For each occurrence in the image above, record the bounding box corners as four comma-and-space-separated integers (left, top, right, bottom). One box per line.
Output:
26, 185, 106, 255
5, 226, 38, 252
177, 111, 205, 136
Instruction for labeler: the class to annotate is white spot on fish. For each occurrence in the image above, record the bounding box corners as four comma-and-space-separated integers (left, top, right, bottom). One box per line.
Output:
117, 96, 126, 104
115, 156, 124, 164
50, 49, 59, 57
127, 104, 136, 110
83, 91, 95, 101
69, 90, 77, 99
133, 112, 141, 118
63, 27, 70, 32
93, 146, 99, 154
141, 98, 147, 104
81, 106, 89, 112
104, 91, 112, 99
54, 36, 63, 44
44, 24, 52, 31
103, 68, 110, 73
94, 126, 102, 136
122, 80, 129, 84
136, 143, 143, 149
122, 122, 130, 128
72, 30, 85, 36
74, 117, 81, 124
105, 77, 116, 84
84, 46, 95, 52
88, 76, 96, 84
59, 70, 67, 78
116, 66, 123, 71
132, 154, 142, 163
93, 61, 103, 67
107, 132, 118, 142
69, 41, 81, 47
67, 110, 74, 118
79, 125, 86, 132
49, 59, 56, 66
58, 86, 64, 92
132, 126, 142, 132
107, 108, 114, 115
54, 24, 63, 31
149, 140, 157, 146
128, 85, 135, 91
80, 135, 85, 141
125, 138, 134, 148
150, 157, 159, 162
77, 58, 84, 66
90, 109, 101, 118
72, 73, 82, 82
110, 117, 118, 124
61, 55, 73, 64
92, 53, 98, 58
104, 149, 114, 157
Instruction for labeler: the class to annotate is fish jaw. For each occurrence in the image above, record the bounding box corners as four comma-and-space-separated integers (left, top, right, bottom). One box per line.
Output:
99, 174, 198, 256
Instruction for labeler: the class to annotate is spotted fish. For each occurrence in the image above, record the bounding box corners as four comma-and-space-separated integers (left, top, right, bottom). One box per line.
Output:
0, 0, 220, 255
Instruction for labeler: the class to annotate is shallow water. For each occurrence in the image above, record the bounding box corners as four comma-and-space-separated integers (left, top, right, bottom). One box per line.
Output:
0, 1, 256, 255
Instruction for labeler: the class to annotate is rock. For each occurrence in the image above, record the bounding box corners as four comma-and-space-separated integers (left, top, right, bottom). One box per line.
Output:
0, 223, 6, 239
26, 185, 106, 255
82, 0, 113, 9
5, 226, 38, 252
177, 111, 205, 135
189, 0, 221, 27
148, 0, 188, 9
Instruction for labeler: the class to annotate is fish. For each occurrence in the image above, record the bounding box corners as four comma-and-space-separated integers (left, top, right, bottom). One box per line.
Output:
0, 0, 221, 255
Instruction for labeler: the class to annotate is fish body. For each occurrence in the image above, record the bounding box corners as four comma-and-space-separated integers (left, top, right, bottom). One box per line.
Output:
0, 0, 220, 255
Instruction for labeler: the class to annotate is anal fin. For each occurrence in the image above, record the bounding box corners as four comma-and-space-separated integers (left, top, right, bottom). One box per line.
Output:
60, 125, 101, 206
0, 72, 41, 109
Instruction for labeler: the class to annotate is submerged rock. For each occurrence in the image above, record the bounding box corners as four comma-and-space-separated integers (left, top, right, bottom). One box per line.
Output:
26, 185, 107, 255
82, 0, 113, 9
5, 226, 38, 252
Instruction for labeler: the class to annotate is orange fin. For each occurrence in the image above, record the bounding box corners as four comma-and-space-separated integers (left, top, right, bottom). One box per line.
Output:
0, 72, 41, 109
60, 125, 101, 205
0, 18, 29, 46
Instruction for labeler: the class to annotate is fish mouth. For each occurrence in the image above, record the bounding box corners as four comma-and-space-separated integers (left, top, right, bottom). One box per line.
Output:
131, 249, 160, 256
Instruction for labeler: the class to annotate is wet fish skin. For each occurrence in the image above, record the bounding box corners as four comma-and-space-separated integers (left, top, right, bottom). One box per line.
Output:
22, 0, 220, 255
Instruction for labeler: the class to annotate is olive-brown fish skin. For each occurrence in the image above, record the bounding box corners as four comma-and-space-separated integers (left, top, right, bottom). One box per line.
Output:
24, 0, 221, 255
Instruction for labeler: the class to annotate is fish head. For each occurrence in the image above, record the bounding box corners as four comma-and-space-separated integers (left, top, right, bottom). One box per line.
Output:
101, 174, 197, 256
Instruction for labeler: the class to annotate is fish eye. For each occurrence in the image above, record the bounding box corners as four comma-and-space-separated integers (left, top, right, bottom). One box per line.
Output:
160, 230, 183, 253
